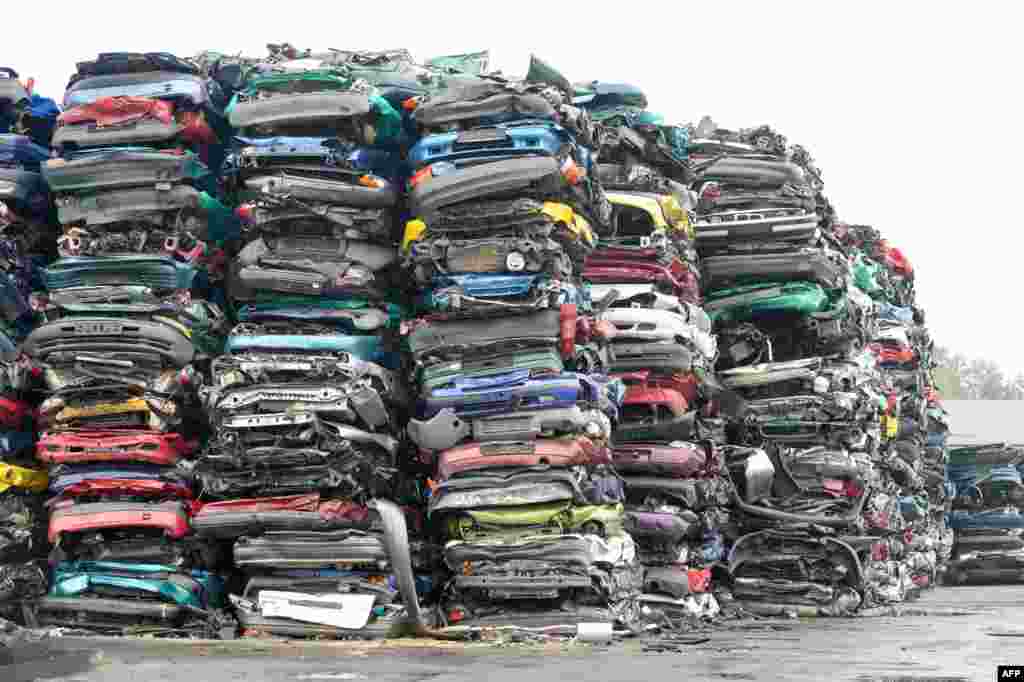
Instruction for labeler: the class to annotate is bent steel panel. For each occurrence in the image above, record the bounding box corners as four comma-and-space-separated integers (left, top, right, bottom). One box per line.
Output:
44, 151, 207, 192
53, 119, 184, 149
414, 87, 555, 129
702, 251, 845, 290
437, 437, 599, 480
242, 173, 397, 209
64, 72, 207, 107
48, 501, 189, 542
0, 167, 45, 206
35, 595, 185, 621
410, 157, 563, 217
230, 92, 371, 129
0, 78, 30, 106
36, 430, 192, 465
409, 309, 560, 358
55, 185, 202, 225
24, 316, 194, 367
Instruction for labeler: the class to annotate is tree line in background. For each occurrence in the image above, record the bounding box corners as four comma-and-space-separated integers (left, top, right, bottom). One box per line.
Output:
932, 346, 1024, 400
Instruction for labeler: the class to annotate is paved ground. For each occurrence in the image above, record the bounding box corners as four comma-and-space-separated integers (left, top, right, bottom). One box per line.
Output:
5, 586, 1024, 682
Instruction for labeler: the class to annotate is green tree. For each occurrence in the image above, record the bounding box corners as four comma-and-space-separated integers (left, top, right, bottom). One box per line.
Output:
932, 366, 962, 400
928, 346, 1022, 400
966, 358, 1008, 399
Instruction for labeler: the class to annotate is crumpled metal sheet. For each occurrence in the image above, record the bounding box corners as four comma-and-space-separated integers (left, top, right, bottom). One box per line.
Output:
0, 492, 45, 556
0, 561, 47, 602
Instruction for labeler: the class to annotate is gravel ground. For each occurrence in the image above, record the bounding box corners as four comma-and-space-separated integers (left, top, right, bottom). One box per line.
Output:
4, 585, 1022, 682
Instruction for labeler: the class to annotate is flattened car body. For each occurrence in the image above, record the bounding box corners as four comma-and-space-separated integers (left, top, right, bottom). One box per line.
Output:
229, 91, 371, 128
409, 122, 577, 169
704, 282, 831, 322
409, 309, 562, 361
45, 255, 197, 290
414, 82, 556, 131
232, 530, 389, 567
48, 501, 190, 543
408, 405, 609, 452
410, 157, 565, 217
43, 150, 209, 193
37, 430, 195, 465
437, 437, 605, 480
421, 371, 599, 419
24, 316, 195, 368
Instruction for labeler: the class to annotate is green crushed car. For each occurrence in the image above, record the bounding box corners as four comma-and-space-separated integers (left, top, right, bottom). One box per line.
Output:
446, 501, 624, 541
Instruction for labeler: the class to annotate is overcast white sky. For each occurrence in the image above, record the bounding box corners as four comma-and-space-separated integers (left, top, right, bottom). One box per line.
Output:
7, 1, 1022, 372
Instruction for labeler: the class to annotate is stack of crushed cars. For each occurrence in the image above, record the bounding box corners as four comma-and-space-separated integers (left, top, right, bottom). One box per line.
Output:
401, 56, 646, 633
1, 66, 57, 353
691, 120, 948, 616
923, 389, 952, 569
196, 49, 425, 639
0, 48, 954, 640
572, 81, 728, 621
19, 51, 237, 635
837, 223, 951, 597
690, 121, 878, 617
1, 69, 56, 624
944, 443, 1024, 585
0, 360, 48, 623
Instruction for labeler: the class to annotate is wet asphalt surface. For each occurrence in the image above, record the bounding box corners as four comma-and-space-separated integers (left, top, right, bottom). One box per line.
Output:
5, 585, 1024, 682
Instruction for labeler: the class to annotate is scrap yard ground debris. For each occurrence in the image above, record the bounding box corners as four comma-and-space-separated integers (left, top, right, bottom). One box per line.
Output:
0, 45, 961, 649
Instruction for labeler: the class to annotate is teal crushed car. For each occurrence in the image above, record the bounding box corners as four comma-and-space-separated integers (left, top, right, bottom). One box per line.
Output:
704, 281, 831, 323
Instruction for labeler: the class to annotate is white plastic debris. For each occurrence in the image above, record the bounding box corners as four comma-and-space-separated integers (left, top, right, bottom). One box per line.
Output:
576, 622, 613, 643
258, 591, 375, 630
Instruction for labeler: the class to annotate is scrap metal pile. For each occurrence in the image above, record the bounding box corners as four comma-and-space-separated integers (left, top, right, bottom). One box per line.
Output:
697, 124, 951, 615
18, 53, 235, 635
0, 47, 951, 639
945, 443, 1024, 584
208, 53, 424, 638
1, 68, 58, 625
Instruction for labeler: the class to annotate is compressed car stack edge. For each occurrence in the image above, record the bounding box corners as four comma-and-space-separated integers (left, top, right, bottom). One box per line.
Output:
0, 67, 57, 620
402, 62, 644, 630
202, 55, 423, 639
575, 81, 727, 621
0, 48, 954, 638
691, 120, 949, 614
18, 52, 240, 634
944, 442, 1024, 584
